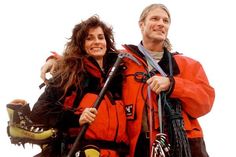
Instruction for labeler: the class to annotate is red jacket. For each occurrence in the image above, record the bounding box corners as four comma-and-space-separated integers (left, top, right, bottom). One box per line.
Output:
32, 53, 129, 157
122, 44, 215, 157
64, 55, 129, 157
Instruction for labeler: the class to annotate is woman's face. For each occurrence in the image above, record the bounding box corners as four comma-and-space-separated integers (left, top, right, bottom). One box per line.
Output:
84, 27, 107, 60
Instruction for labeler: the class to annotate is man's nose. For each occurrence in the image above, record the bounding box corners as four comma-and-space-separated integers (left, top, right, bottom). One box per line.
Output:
157, 19, 165, 26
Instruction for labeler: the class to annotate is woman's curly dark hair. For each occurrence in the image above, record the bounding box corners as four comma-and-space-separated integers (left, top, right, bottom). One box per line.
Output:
53, 15, 117, 98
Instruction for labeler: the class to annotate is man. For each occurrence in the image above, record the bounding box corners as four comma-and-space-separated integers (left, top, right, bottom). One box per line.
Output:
40, 3, 215, 157
120, 3, 215, 157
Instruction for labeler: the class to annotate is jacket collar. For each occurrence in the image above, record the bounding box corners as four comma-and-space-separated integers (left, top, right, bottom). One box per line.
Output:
123, 44, 180, 76
83, 52, 119, 78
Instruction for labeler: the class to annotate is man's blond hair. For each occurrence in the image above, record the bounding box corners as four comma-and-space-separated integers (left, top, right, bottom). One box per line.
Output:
139, 4, 172, 51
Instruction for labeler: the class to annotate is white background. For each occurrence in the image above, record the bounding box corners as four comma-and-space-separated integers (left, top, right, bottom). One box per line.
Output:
0, 0, 235, 156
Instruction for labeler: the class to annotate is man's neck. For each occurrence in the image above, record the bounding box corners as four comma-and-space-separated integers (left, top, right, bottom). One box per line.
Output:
142, 39, 164, 52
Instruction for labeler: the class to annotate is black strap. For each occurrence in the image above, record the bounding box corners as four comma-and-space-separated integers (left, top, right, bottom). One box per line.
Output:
83, 140, 129, 152
168, 52, 173, 76
66, 139, 129, 156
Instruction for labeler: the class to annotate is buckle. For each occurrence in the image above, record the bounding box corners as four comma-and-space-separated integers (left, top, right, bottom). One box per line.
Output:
145, 131, 150, 139
134, 72, 149, 83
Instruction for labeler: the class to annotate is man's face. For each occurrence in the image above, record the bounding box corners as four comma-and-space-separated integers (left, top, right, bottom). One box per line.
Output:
140, 7, 170, 43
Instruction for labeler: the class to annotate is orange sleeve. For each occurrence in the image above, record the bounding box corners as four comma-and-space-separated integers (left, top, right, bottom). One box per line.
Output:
171, 55, 215, 118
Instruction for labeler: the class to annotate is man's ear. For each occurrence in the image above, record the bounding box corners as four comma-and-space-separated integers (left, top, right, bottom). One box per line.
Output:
139, 21, 144, 32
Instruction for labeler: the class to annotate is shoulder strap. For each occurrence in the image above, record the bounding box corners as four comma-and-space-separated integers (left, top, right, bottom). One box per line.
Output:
137, 43, 167, 76
167, 52, 173, 77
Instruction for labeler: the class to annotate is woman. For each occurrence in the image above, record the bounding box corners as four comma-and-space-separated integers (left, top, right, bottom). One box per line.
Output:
30, 15, 129, 157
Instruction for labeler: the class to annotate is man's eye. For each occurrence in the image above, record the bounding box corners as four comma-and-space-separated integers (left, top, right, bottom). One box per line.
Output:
163, 19, 169, 23
151, 17, 158, 21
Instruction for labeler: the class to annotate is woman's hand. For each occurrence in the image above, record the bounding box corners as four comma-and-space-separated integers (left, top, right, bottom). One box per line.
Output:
9, 99, 28, 105
79, 107, 98, 125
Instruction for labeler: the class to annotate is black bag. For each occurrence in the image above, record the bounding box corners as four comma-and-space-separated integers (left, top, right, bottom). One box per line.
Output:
162, 95, 191, 157
163, 98, 209, 157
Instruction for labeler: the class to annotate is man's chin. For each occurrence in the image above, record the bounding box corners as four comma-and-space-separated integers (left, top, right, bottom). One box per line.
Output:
152, 38, 165, 43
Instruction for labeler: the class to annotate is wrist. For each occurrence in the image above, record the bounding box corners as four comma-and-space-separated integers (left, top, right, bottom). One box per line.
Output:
166, 76, 175, 96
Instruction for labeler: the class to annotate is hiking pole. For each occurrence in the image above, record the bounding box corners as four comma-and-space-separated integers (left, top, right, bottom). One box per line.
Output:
67, 52, 140, 157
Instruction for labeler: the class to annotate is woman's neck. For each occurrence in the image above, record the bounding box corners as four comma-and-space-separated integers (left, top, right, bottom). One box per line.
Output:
96, 58, 103, 70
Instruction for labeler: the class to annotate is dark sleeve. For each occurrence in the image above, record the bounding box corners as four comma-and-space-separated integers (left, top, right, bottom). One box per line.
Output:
31, 84, 80, 129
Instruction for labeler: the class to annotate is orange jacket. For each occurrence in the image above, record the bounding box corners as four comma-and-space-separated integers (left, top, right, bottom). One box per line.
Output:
64, 55, 129, 157
33, 53, 129, 157
122, 44, 215, 157
67, 92, 128, 145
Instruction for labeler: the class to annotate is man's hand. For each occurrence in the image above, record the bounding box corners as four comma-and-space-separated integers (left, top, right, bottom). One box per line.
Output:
146, 75, 170, 94
40, 58, 57, 83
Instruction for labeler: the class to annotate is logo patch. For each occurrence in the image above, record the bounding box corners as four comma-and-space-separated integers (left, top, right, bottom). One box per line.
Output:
125, 104, 133, 116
